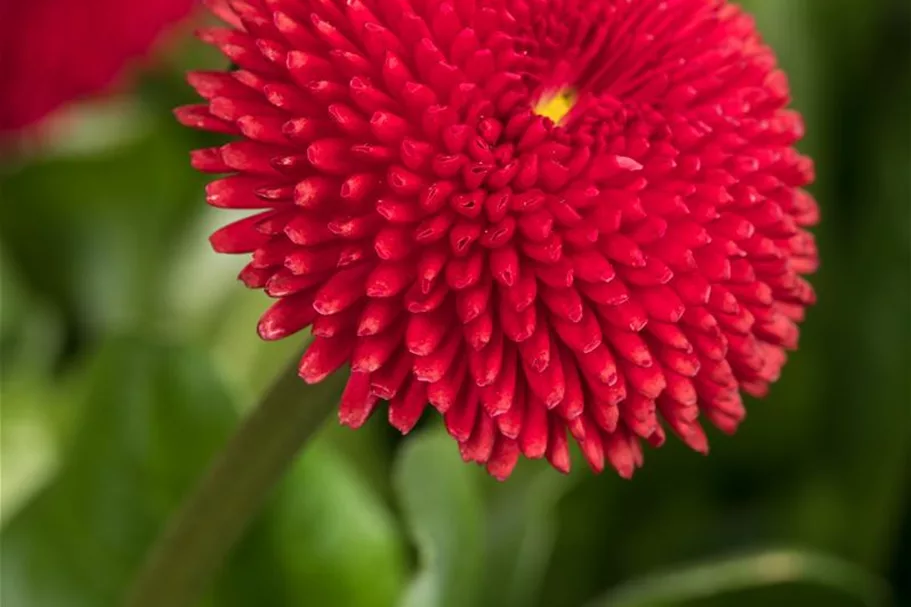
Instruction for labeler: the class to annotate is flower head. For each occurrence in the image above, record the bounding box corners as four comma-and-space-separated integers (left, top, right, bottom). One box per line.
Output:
179, 0, 819, 480
0, 0, 194, 136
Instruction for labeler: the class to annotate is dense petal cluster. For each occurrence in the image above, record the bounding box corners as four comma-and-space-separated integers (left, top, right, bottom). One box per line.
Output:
0, 0, 194, 135
179, 0, 819, 479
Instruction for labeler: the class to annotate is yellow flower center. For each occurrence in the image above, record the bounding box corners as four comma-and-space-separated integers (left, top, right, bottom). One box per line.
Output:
533, 88, 578, 124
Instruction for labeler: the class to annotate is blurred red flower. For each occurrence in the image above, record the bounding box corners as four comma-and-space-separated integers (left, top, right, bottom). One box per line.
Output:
0, 0, 195, 135
179, 0, 819, 480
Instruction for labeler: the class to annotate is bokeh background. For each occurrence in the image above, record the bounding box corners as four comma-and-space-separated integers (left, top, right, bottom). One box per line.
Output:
1, 1, 909, 606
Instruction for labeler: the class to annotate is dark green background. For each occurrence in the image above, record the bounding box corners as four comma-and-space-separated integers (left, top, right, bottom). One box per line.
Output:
1, 1, 909, 605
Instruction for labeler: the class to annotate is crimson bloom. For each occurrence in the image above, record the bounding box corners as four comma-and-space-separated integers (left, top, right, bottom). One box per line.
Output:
178, 0, 818, 480
0, 0, 194, 135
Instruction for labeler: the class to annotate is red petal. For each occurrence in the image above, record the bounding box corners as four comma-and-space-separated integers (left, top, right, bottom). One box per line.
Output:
339, 372, 378, 428
298, 335, 354, 384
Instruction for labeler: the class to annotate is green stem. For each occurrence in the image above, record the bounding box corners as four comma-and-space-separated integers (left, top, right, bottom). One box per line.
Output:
123, 361, 343, 607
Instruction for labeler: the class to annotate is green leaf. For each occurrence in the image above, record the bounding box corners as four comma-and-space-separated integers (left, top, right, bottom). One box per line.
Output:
0, 104, 213, 338
0, 337, 238, 607
0, 377, 62, 526
0, 258, 67, 523
271, 436, 407, 607
210, 400, 403, 607
481, 463, 579, 607
587, 548, 892, 607
393, 427, 485, 607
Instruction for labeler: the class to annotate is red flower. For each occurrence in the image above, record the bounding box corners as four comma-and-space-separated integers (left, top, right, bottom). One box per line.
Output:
0, 0, 194, 135
179, 0, 819, 480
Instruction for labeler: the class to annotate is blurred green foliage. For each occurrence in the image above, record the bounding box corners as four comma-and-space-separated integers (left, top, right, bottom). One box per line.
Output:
1, 1, 908, 606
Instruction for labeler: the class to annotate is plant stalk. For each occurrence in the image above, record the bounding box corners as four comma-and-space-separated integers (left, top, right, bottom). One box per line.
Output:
123, 361, 342, 607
